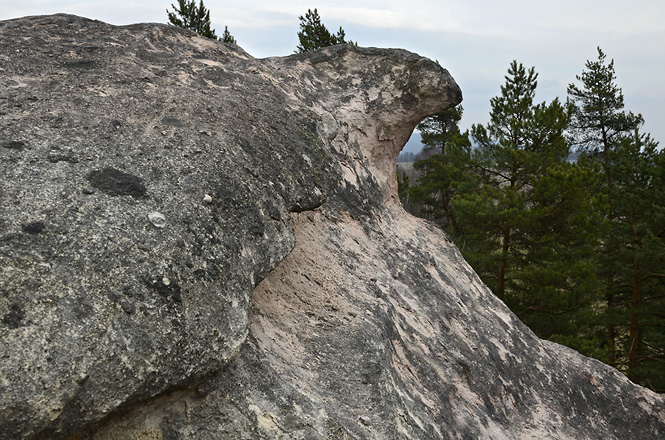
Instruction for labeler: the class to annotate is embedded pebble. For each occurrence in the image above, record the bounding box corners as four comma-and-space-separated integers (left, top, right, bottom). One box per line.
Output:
147, 211, 166, 228
120, 300, 136, 315
203, 194, 213, 204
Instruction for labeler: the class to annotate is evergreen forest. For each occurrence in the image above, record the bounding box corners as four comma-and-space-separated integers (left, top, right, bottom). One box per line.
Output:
399, 48, 665, 392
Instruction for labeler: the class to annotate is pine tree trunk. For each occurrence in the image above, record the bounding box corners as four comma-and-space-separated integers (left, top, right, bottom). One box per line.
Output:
497, 231, 510, 302
442, 189, 453, 229
607, 321, 616, 367
628, 264, 641, 381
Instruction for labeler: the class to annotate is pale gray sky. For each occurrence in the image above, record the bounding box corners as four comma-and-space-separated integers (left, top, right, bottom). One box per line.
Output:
3, 1, 663, 145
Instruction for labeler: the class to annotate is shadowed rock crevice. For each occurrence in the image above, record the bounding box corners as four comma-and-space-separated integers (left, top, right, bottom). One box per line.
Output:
1, 14, 664, 440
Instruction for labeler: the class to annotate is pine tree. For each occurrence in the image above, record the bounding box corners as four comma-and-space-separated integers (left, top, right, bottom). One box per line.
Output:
569, 48, 665, 390
408, 105, 471, 228
397, 170, 410, 206
459, 61, 570, 301
567, 47, 643, 167
603, 130, 665, 388
167, 0, 236, 43
509, 158, 604, 349
221, 26, 236, 44
454, 61, 604, 352
296, 9, 353, 53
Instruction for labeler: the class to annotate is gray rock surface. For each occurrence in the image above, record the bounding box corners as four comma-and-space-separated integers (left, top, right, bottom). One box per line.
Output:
1, 14, 664, 440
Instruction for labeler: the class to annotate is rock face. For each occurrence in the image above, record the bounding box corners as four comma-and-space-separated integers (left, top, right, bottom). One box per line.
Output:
0, 14, 664, 440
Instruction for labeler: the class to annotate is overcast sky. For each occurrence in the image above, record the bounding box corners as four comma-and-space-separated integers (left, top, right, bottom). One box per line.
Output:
3, 1, 663, 147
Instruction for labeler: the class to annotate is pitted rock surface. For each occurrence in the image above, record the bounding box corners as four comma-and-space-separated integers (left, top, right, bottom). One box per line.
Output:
1, 14, 664, 440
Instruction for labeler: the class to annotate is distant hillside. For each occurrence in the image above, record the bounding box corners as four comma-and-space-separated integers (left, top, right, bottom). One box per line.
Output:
397, 131, 423, 162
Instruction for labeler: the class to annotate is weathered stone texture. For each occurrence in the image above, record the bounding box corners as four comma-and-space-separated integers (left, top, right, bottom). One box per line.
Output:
1, 14, 664, 440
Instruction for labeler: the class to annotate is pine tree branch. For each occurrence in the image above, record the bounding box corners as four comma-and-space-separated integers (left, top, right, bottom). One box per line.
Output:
639, 273, 665, 283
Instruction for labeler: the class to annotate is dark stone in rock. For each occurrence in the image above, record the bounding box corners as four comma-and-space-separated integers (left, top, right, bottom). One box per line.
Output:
21, 221, 46, 234
161, 117, 185, 127
3, 141, 26, 150
2, 304, 25, 329
87, 167, 147, 198
47, 149, 79, 164
1, 13, 664, 440
120, 300, 136, 315
144, 276, 183, 304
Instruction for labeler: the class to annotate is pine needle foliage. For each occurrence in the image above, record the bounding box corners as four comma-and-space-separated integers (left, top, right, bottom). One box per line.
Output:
296, 8, 354, 53
167, 0, 236, 43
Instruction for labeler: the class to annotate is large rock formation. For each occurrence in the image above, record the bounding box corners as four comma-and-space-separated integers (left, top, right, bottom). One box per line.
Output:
1, 14, 664, 439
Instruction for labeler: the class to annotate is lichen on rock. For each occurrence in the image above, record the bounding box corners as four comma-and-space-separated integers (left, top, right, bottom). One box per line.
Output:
1, 13, 664, 440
